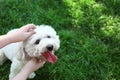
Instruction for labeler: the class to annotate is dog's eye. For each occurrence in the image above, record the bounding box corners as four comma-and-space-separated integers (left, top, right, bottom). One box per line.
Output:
34, 39, 40, 44
47, 36, 51, 38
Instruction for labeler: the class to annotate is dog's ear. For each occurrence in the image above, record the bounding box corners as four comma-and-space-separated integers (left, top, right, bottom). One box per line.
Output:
17, 42, 26, 60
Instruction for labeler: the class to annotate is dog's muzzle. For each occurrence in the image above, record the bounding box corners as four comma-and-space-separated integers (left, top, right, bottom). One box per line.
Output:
46, 44, 53, 51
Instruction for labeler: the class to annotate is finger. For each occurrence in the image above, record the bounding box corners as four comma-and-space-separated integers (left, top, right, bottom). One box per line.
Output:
27, 24, 36, 29
21, 24, 36, 32
42, 61, 46, 64
38, 61, 46, 64
26, 31, 36, 37
31, 57, 37, 62
27, 27, 36, 32
31, 57, 39, 64
29, 25, 36, 29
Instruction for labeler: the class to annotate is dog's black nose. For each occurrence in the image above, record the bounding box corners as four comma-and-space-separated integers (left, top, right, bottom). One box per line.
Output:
47, 45, 53, 51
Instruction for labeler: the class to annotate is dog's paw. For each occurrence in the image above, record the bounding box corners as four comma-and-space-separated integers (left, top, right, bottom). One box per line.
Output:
29, 72, 36, 79
0, 57, 7, 65
0, 62, 3, 65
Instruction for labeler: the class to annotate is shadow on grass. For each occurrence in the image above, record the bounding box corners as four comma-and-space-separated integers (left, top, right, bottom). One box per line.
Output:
0, 0, 120, 80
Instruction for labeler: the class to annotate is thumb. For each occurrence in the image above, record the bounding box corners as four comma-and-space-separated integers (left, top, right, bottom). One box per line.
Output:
27, 31, 36, 36
37, 61, 45, 67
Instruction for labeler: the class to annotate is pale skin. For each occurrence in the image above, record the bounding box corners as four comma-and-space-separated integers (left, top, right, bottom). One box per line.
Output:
0, 24, 36, 48
0, 24, 45, 80
12, 58, 45, 80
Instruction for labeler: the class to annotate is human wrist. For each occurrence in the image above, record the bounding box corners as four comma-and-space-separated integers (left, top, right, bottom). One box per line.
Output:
2, 34, 15, 45
19, 70, 30, 79
7, 34, 15, 43
12, 70, 30, 80
21, 67, 32, 76
7, 32, 20, 43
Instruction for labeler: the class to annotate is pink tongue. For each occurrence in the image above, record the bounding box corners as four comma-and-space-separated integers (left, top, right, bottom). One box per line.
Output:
42, 51, 57, 64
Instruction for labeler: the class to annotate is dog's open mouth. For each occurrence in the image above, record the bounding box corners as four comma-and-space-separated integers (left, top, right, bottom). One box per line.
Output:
42, 51, 57, 64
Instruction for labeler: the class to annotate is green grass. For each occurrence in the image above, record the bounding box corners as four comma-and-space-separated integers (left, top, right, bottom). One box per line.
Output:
0, 0, 120, 80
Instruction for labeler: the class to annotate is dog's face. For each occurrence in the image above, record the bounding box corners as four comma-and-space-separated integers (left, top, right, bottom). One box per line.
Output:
22, 25, 60, 63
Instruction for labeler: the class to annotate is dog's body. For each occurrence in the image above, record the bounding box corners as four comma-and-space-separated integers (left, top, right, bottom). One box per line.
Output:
0, 24, 60, 80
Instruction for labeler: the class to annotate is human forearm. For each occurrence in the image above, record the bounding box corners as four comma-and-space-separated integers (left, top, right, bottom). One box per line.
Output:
0, 34, 14, 48
12, 58, 45, 80
12, 70, 30, 80
0, 24, 36, 49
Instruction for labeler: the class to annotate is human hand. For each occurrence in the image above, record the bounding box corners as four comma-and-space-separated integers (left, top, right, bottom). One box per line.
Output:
12, 58, 45, 80
21, 58, 46, 74
9, 24, 36, 42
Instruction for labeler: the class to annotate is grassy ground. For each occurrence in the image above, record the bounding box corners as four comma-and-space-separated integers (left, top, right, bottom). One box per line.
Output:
0, 0, 120, 80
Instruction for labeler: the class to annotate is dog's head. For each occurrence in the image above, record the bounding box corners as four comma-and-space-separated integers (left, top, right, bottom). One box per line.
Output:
20, 25, 60, 64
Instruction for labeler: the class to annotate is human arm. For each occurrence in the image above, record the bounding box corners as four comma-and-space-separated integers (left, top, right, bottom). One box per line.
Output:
12, 58, 45, 80
0, 24, 36, 48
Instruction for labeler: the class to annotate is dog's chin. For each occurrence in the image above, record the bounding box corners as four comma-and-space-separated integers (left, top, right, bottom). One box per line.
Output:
42, 51, 57, 64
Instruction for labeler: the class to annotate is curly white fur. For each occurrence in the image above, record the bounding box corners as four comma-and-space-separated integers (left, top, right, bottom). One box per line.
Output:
0, 24, 60, 80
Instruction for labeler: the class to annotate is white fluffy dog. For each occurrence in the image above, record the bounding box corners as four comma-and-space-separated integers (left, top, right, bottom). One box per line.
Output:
0, 24, 60, 80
